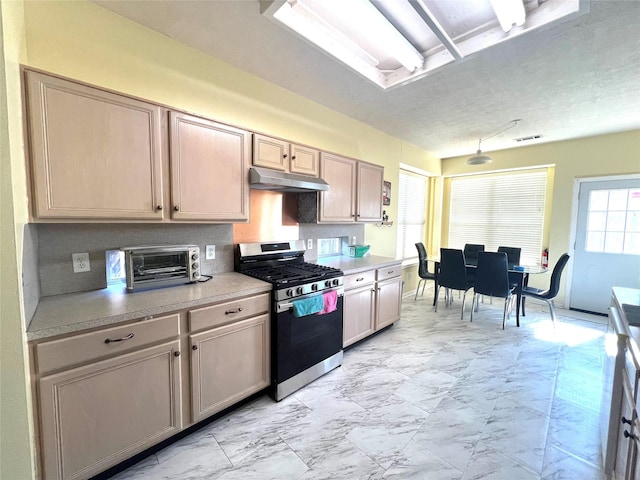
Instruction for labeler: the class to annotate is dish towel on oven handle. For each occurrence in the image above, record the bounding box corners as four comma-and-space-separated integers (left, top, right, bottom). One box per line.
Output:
292, 295, 324, 317
317, 289, 338, 315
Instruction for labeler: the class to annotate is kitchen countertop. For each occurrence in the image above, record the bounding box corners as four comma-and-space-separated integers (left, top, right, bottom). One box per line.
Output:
612, 286, 640, 351
27, 272, 271, 341
316, 255, 401, 275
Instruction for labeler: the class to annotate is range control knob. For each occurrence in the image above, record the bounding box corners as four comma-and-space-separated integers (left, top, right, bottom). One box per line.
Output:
325, 280, 332, 287
192, 253, 198, 260
311, 283, 319, 291
286, 289, 293, 297
332, 279, 340, 286
296, 287, 304, 295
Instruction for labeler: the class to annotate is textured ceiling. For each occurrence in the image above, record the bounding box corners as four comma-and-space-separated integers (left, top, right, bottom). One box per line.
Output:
94, 0, 640, 159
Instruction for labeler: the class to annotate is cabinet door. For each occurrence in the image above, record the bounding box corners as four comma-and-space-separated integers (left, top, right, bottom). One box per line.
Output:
25, 71, 164, 220
357, 161, 384, 222
190, 314, 270, 422
252, 134, 288, 171
343, 284, 376, 347
170, 112, 250, 221
319, 152, 357, 223
290, 144, 319, 177
615, 375, 636, 479
376, 276, 403, 331
39, 341, 182, 480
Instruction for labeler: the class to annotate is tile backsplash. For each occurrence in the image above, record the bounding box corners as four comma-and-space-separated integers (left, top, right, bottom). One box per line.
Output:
35, 224, 234, 297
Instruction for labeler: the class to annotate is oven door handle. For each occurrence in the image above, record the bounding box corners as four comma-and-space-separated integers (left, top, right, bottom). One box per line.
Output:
277, 291, 343, 314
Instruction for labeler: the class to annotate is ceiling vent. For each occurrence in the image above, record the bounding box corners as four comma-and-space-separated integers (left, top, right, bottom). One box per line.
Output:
514, 134, 543, 142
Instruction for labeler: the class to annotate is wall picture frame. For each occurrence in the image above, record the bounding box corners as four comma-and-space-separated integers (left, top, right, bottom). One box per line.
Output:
382, 181, 391, 206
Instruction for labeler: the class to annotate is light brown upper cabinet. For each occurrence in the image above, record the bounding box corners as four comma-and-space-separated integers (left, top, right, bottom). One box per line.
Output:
169, 112, 250, 222
253, 134, 319, 177
25, 70, 165, 220
318, 152, 384, 223
24, 70, 251, 223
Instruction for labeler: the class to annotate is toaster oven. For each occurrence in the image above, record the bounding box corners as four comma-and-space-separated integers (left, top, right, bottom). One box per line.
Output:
121, 245, 200, 292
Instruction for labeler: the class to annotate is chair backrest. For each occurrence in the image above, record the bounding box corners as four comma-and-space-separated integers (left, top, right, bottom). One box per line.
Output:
497, 246, 521, 268
415, 242, 432, 278
463, 244, 485, 266
545, 253, 571, 298
439, 248, 468, 290
474, 251, 511, 298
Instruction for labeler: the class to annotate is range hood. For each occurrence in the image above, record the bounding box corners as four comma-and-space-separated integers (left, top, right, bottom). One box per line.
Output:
249, 167, 329, 193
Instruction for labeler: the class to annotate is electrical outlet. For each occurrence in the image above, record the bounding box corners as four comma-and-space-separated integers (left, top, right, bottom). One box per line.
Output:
72, 252, 90, 273
307, 239, 313, 249
205, 245, 215, 260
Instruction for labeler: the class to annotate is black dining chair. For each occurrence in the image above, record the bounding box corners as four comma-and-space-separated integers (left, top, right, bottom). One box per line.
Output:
521, 253, 570, 324
463, 244, 485, 267
435, 248, 474, 319
414, 242, 437, 304
470, 251, 516, 329
498, 246, 522, 289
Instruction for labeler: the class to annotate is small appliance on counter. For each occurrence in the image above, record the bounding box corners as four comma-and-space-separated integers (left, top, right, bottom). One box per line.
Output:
121, 245, 200, 292
348, 245, 370, 258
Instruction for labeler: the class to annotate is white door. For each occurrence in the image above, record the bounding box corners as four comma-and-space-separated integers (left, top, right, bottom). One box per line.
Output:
570, 179, 640, 314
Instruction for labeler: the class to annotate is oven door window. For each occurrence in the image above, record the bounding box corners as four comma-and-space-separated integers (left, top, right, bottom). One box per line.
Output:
131, 252, 188, 279
274, 296, 343, 383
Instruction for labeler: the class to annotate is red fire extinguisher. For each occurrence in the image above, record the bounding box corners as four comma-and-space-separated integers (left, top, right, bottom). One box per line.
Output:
541, 248, 549, 268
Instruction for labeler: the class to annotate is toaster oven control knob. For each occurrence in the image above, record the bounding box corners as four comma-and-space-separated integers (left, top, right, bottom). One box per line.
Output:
311, 283, 318, 291
192, 272, 199, 279
191, 253, 198, 260
192, 262, 199, 270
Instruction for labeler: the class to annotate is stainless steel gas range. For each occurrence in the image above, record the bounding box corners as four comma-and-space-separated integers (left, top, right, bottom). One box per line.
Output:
236, 240, 344, 401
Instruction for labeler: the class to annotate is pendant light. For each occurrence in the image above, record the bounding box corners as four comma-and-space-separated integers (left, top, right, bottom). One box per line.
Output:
466, 119, 521, 166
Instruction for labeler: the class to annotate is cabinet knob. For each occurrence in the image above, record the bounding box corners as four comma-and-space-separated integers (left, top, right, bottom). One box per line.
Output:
174, 351, 181, 357
291, 155, 296, 160
283, 154, 288, 159
174, 205, 179, 211
622, 416, 633, 425
624, 430, 639, 441
192, 345, 198, 350
156, 205, 163, 211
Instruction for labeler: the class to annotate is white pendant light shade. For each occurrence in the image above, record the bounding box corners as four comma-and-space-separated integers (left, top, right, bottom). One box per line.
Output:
466, 150, 493, 165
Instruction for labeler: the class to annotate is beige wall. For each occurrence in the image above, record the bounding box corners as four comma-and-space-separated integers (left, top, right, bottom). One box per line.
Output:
1, 1, 37, 478
442, 130, 640, 303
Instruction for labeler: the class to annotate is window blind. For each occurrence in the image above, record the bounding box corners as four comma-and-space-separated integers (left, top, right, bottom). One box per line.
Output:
448, 170, 547, 266
396, 170, 428, 261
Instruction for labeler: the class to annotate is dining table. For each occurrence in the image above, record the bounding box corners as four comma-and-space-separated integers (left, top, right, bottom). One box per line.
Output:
429, 258, 548, 327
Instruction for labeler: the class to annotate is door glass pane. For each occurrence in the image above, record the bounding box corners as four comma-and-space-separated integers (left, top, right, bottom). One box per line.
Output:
627, 211, 640, 232
624, 233, 640, 254
628, 189, 640, 209
586, 231, 605, 252
587, 211, 606, 230
604, 232, 624, 253
589, 190, 609, 211
609, 190, 629, 210
606, 211, 626, 232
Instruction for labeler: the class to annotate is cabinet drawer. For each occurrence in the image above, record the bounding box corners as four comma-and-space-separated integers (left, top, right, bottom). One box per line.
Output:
376, 264, 402, 281
344, 270, 376, 290
35, 313, 180, 375
189, 293, 270, 332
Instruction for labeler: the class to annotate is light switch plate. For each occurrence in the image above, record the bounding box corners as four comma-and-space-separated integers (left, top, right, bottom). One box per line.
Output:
205, 245, 215, 260
307, 239, 313, 249
72, 252, 90, 273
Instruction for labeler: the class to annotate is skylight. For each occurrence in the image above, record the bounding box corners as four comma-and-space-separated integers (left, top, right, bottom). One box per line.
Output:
263, 0, 583, 90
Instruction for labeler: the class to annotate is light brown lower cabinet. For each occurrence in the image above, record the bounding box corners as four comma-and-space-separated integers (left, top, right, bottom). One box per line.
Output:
342, 263, 403, 348
33, 292, 271, 480
190, 314, 270, 422
38, 340, 182, 480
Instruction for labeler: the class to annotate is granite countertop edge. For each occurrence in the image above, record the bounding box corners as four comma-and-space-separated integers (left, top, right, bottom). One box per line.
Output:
315, 255, 402, 275
27, 272, 272, 342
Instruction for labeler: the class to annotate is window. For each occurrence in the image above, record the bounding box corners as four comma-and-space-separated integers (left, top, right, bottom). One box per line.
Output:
317, 238, 342, 257
586, 188, 640, 254
448, 170, 547, 266
396, 169, 429, 262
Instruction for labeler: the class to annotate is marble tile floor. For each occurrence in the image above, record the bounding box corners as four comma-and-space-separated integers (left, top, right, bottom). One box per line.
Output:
111, 293, 609, 480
